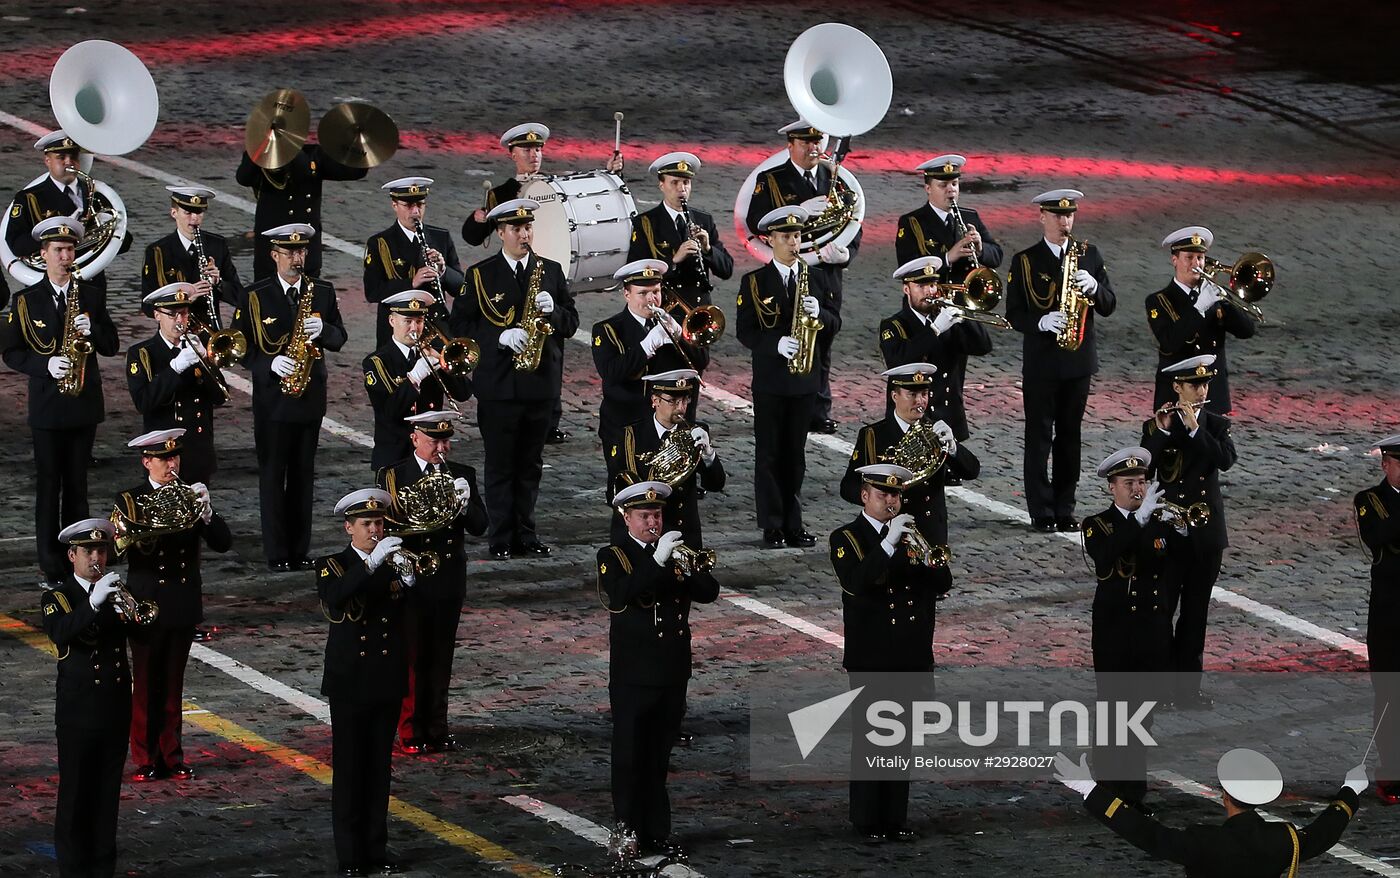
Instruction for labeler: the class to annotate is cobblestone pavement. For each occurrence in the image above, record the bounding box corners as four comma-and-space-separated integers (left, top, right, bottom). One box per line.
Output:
1, 2, 1398, 875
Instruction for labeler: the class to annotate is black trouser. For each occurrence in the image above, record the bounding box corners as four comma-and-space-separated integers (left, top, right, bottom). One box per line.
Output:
1368, 595, 1400, 784
128, 625, 194, 770
32, 425, 96, 580
1171, 546, 1224, 697
397, 590, 462, 744
848, 671, 928, 833
1022, 373, 1091, 521
548, 336, 565, 433
478, 399, 549, 547
174, 433, 216, 486
610, 681, 687, 844
55, 718, 128, 878
812, 336, 834, 424
330, 697, 398, 869
1092, 624, 1171, 804
255, 416, 320, 563
752, 391, 815, 533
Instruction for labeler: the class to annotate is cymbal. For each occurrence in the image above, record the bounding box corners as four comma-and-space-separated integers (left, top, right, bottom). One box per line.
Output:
245, 88, 310, 169
317, 102, 399, 169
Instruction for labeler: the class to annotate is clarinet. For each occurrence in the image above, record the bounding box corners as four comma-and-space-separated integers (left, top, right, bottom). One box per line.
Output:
192, 226, 221, 330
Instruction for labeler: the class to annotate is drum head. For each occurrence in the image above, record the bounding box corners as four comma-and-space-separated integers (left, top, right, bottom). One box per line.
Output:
520, 177, 572, 270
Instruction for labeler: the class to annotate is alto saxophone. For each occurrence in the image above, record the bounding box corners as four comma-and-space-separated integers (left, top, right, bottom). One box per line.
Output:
513, 249, 552, 372
56, 266, 92, 397
1055, 235, 1091, 351
787, 260, 821, 376
279, 276, 321, 397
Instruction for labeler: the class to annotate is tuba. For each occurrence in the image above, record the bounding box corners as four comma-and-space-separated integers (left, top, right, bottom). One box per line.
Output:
513, 249, 553, 372
637, 422, 702, 487
880, 421, 949, 488
787, 260, 821, 375
110, 477, 203, 555
279, 276, 322, 397
1193, 251, 1273, 322
1055, 235, 1091, 350
56, 265, 93, 397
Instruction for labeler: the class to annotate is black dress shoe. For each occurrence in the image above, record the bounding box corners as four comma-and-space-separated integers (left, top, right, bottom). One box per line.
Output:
639, 838, 686, 858
517, 541, 552, 556
809, 418, 838, 434
268, 560, 291, 572
400, 739, 427, 755
293, 558, 315, 570
489, 545, 511, 560
885, 827, 919, 842
336, 865, 366, 877
130, 765, 162, 783
545, 428, 570, 445
761, 529, 786, 549
853, 827, 885, 844
675, 730, 694, 747
1031, 517, 1056, 533
368, 858, 406, 875
192, 625, 214, 642
1055, 518, 1081, 533
169, 763, 195, 781
433, 735, 460, 752
784, 530, 817, 548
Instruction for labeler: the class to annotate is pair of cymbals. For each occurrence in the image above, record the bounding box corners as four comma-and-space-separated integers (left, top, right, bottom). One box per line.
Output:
245, 89, 399, 170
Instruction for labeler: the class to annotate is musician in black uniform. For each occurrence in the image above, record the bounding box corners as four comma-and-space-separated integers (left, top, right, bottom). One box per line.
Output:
1355, 433, 1400, 805
599, 481, 718, 855
831, 463, 939, 841
140, 186, 243, 320
377, 412, 486, 753
41, 518, 130, 878
3, 217, 119, 587
363, 291, 472, 471
233, 224, 348, 572
318, 488, 414, 876
1080, 447, 1181, 805
114, 429, 231, 782
736, 207, 839, 549
362, 177, 465, 347
1146, 226, 1257, 416
449, 199, 578, 559
841, 364, 981, 600
879, 257, 989, 442
1141, 356, 1237, 708
1006, 190, 1117, 533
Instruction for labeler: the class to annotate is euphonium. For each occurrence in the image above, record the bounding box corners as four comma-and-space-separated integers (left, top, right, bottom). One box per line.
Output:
1055, 235, 1091, 351
672, 544, 716, 577
279, 276, 321, 397
56, 265, 93, 397
636, 420, 701, 487
513, 249, 552, 372
91, 562, 158, 626
787, 260, 821, 375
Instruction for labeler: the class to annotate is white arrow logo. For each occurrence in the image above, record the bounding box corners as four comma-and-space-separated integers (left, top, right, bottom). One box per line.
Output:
787, 686, 864, 759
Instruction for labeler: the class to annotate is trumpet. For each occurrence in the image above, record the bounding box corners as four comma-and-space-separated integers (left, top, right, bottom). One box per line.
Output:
672, 543, 716, 577
371, 535, 440, 578
904, 528, 951, 569
1154, 500, 1212, 529
90, 561, 158, 625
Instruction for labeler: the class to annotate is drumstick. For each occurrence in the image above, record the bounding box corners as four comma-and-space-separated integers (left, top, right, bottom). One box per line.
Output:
1361, 702, 1390, 766
613, 111, 624, 155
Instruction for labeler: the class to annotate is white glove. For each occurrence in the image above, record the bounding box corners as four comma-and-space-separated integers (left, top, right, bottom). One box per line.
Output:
1038, 312, 1068, 334
690, 426, 716, 463
1053, 751, 1096, 799
1344, 763, 1369, 794
777, 336, 800, 360
881, 513, 915, 553
1074, 269, 1099, 296
408, 356, 434, 386
89, 571, 121, 610
190, 481, 213, 524
72, 313, 92, 336
653, 530, 684, 566
47, 356, 73, 379
932, 308, 962, 335
1133, 481, 1166, 526
170, 345, 202, 374
1194, 281, 1223, 314
271, 354, 297, 378
801, 295, 821, 318
641, 322, 673, 357
930, 419, 957, 455
366, 535, 403, 572
303, 316, 324, 340
817, 241, 849, 265
499, 327, 528, 353
400, 572, 416, 588
453, 476, 471, 504
534, 291, 555, 314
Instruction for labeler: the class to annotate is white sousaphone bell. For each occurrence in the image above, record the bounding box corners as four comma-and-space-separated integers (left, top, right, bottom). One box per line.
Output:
734, 23, 892, 264
1, 40, 158, 286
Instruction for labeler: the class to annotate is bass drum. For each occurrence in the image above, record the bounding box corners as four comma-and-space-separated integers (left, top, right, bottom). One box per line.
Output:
732, 149, 864, 266
521, 171, 636, 293
1, 170, 129, 287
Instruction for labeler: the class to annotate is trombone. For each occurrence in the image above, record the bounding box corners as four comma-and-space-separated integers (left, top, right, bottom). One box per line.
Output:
408, 323, 480, 414
923, 279, 1011, 329
646, 305, 707, 382
662, 292, 725, 347
1192, 251, 1273, 323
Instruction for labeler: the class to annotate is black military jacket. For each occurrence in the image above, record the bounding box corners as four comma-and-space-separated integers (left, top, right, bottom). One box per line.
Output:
140, 229, 244, 315
1005, 239, 1116, 380
744, 160, 830, 236
735, 261, 839, 397
449, 251, 577, 402
1141, 410, 1237, 552
607, 417, 727, 546
235, 145, 367, 276
1355, 480, 1400, 602
6, 175, 87, 262
832, 514, 940, 673
114, 482, 233, 629
377, 457, 487, 601
597, 536, 719, 687
461, 178, 523, 248
234, 276, 348, 422
362, 340, 472, 471
2, 278, 119, 428
1146, 279, 1257, 414
894, 202, 1003, 278
592, 307, 708, 433
1081, 505, 1182, 671
41, 577, 132, 730
627, 203, 734, 306
127, 332, 228, 467
362, 221, 465, 346
317, 543, 409, 704
878, 303, 991, 441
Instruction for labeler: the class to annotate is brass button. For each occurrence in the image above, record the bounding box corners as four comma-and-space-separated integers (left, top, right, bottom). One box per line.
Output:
381, 649, 388, 656
360, 635, 367, 641
359, 651, 366, 657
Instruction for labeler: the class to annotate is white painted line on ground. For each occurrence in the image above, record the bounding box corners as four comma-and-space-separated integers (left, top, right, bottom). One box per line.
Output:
722, 592, 844, 648
189, 642, 332, 724
502, 795, 703, 877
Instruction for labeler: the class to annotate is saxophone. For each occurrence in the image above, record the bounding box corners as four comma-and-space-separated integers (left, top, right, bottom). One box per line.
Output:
787, 259, 821, 376
56, 266, 93, 397
279, 276, 321, 397
1055, 235, 1091, 351
512, 249, 552, 372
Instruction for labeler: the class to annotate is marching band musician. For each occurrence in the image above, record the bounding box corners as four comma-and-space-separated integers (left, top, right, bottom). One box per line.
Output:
607, 369, 725, 546
593, 259, 706, 468
362, 177, 465, 347
1140, 356, 1237, 709
233, 223, 348, 573
127, 283, 228, 486
3, 217, 119, 589
141, 186, 243, 320
831, 463, 936, 842
318, 488, 414, 876
879, 257, 989, 443
1354, 434, 1400, 805
627, 151, 734, 317
599, 480, 718, 857
1005, 190, 1117, 533
363, 291, 472, 472
736, 206, 840, 549
840, 365, 981, 600
114, 429, 231, 783
42, 518, 130, 878
1147, 227, 1257, 416
377, 412, 486, 754
449, 199, 578, 560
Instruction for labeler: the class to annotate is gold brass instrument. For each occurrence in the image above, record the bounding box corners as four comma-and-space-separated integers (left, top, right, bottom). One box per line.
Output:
881, 421, 950, 488
1055, 235, 1091, 351
903, 526, 951, 569
56, 266, 93, 397
109, 476, 203, 555
1192, 251, 1274, 322
513, 249, 552, 372
90, 562, 158, 626
637, 421, 702, 487
387, 456, 464, 538
371, 535, 440, 578
931, 281, 1012, 329
645, 304, 707, 378
187, 310, 247, 369
788, 260, 821, 375
1154, 500, 1212, 529
409, 323, 479, 415
663, 292, 726, 347
672, 544, 716, 577
279, 277, 321, 397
